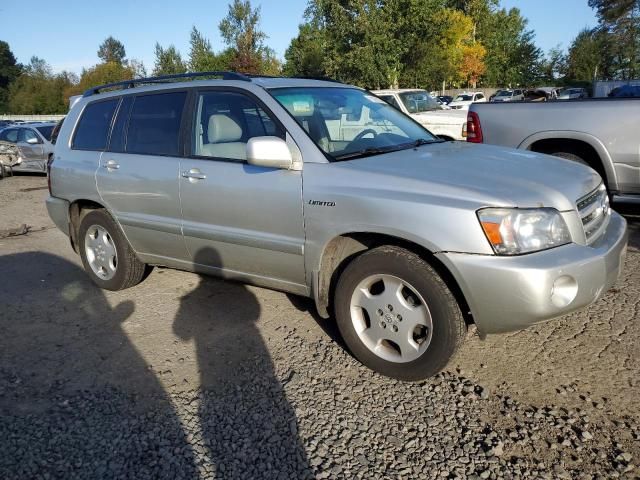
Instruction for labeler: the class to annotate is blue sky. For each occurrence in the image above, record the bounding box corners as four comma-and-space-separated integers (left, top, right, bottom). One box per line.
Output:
3, 0, 597, 75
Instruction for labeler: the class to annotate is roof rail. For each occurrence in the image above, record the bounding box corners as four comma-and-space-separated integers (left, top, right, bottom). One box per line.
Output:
292, 76, 343, 84
82, 71, 252, 97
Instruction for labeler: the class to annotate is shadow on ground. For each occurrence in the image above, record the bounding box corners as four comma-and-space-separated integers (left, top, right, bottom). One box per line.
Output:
0, 249, 310, 478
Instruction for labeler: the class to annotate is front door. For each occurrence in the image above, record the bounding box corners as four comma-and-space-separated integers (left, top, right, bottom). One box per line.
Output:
95, 91, 190, 262
17, 128, 46, 171
179, 89, 306, 292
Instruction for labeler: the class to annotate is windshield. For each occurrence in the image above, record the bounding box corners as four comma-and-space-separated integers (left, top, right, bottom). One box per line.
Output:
495, 90, 512, 97
398, 91, 439, 113
454, 94, 472, 102
270, 87, 439, 161
36, 125, 54, 141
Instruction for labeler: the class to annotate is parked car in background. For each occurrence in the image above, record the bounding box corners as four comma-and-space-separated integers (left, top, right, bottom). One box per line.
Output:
523, 87, 560, 102
448, 92, 487, 110
46, 72, 627, 381
437, 95, 453, 105
558, 88, 588, 100
490, 89, 524, 102
467, 98, 640, 202
0, 122, 56, 173
373, 89, 467, 140
608, 84, 640, 98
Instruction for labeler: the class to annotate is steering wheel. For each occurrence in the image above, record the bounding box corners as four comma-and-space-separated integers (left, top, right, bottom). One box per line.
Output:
352, 129, 378, 143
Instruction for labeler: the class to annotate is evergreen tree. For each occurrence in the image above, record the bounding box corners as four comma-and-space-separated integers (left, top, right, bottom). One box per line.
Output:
97, 36, 127, 65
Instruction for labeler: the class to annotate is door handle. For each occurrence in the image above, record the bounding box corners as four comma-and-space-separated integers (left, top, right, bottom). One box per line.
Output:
181, 168, 206, 180
104, 160, 120, 170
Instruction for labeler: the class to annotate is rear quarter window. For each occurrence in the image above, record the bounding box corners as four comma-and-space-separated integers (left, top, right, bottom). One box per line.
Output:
72, 99, 119, 151
126, 91, 187, 156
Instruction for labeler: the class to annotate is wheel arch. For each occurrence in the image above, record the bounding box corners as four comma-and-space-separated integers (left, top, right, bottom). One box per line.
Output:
313, 232, 473, 327
68, 199, 106, 253
519, 131, 617, 191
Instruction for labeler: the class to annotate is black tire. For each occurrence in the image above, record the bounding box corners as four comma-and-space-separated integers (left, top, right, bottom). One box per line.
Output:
78, 209, 148, 291
334, 246, 466, 381
549, 151, 588, 166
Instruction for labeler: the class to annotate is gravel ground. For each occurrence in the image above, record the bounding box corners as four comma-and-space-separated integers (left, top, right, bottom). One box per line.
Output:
0, 175, 639, 479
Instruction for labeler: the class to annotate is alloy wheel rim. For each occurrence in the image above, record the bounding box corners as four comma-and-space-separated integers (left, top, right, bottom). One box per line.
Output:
350, 274, 433, 363
85, 225, 118, 280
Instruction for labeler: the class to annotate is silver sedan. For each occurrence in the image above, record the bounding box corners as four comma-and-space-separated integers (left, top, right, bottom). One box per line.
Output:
0, 122, 56, 173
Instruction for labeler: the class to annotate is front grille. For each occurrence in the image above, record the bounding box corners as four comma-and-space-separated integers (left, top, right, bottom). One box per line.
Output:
577, 184, 610, 244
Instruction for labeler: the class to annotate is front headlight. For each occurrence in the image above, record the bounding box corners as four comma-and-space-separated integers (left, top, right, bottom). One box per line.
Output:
477, 208, 571, 255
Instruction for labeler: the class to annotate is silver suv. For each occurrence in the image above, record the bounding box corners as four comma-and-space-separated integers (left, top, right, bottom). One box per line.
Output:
46, 72, 628, 380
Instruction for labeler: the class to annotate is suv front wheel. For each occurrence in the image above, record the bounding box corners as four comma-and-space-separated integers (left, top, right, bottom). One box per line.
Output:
78, 209, 148, 290
334, 246, 466, 380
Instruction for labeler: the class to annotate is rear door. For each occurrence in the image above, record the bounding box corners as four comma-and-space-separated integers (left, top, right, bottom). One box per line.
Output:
179, 88, 306, 291
95, 90, 190, 262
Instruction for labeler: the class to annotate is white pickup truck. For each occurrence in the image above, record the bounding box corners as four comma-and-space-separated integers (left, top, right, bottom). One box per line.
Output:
467, 99, 640, 203
373, 89, 467, 141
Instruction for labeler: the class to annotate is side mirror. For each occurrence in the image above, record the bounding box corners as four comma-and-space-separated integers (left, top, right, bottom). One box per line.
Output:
246, 136, 293, 169
26, 137, 39, 145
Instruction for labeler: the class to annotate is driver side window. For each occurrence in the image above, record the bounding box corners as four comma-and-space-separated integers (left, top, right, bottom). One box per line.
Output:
193, 91, 284, 162
21, 129, 40, 143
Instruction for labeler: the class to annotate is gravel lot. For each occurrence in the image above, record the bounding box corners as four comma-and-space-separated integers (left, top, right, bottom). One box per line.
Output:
1, 174, 639, 479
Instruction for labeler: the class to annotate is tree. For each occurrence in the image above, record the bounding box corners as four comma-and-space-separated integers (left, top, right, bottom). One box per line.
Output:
566, 28, 610, 82
588, 0, 639, 24
434, 9, 475, 86
481, 7, 543, 86
303, 0, 407, 89
97, 36, 126, 65
66, 62, 137, 99
283, 23, 325, 77
0, 41, 21, 112
128, 59, 147, 78
219, 0, 268, 73
153, 43, 187, 76
588, 0, 640, 79
7, 57, 75, 114
460, 43, 487, 87
447, 0, 499, 42
260, 47, 282, 76
188, 27, 217, 72
541, 46, 567, 83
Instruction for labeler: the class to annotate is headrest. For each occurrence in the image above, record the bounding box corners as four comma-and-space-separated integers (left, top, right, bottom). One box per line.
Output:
208, 114, 242, 143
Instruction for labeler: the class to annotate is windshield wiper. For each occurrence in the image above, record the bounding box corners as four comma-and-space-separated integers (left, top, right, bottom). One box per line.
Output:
333, 146, 397, 161
333, 138, 442, 161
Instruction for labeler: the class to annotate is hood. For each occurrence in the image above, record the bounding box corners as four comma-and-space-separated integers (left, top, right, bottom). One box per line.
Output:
333, 142, 601, 211
412, 109, 467, 125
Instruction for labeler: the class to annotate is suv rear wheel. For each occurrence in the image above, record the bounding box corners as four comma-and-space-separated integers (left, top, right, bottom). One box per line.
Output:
78, 209, 148, 290
334, 246, 466, 381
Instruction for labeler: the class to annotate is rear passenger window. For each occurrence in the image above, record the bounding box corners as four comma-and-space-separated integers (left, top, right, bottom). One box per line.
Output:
126, 92, 186, 156
193, 91, 283, 161
108, 96, 134, 153
72, 99, 118, 150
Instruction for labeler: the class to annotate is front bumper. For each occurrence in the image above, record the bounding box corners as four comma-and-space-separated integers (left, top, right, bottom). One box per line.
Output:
436, 212, 628, 334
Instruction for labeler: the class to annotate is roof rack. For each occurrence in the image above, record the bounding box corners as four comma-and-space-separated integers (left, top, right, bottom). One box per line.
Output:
292, 76, 343, 83
82, 71, 252, 97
